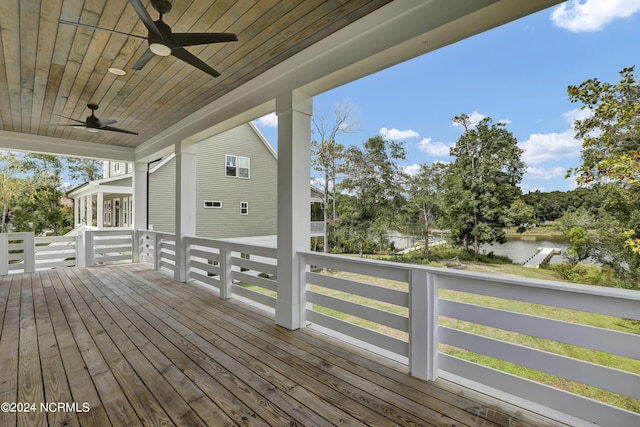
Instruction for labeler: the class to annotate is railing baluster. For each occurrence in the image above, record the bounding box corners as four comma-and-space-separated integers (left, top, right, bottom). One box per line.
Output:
409, 268, 439, 381
220, 242, 232, 299
84, 230, 94, 267
24, 233, 35, 273
0, 234, 8, 275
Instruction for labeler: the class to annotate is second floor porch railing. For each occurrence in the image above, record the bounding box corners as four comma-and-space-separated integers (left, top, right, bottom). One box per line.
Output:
2, 229, 640, 426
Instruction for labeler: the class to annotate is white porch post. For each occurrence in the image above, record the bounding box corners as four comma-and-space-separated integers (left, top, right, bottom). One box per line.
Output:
97, 192, 104, 229
276, 90, 312, 330
132, 161, 148, 231
80, 197, 86, 224
175, 141, 197, 282
86, 195, 93, 227
132, 161, 149, 263
74, 197, 79, 227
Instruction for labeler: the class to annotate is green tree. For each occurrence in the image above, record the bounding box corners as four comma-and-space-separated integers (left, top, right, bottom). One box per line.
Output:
445, 114, 525, 255
311, 101, 357, 253
66, 157, 103, 182
504, 198, 536, 233
568, 66, 640, 272
339, 135, 406, 257
568, 66, 640, 186
1, 151, 26, 232
10, 154, 69, 235
566, 226, 591, 265
406, 162, 447, 256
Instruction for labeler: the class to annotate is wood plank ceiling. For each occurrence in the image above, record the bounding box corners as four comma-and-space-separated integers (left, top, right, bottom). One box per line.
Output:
0, 0, 391, 149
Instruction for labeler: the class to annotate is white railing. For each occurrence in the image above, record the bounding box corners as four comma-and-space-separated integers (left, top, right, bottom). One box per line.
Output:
299, 251, 640, 427
184, 236, 277, 309
136, 230, 177, 274
84, 229, 134, 266
1, 232, 78, 274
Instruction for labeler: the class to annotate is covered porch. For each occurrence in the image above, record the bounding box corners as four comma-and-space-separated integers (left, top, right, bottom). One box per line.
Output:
1, 1, 639, 425
1, 263, 571, 426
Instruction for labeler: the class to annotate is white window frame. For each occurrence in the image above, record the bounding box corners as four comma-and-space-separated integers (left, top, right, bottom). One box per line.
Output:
123, 199, 129, 227
225, 154, 250, 179
203, 200, 223, 209
240, 201, 248, 215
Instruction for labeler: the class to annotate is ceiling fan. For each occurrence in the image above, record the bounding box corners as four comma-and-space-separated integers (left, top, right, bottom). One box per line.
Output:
50, 104, 139, 135
59, 0, 238, 78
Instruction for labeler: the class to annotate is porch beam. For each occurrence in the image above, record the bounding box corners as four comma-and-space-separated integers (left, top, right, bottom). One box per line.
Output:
275, 90, 312, 330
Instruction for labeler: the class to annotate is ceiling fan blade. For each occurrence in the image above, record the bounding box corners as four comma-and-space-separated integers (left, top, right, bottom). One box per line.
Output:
172, 32, 238, 48
47, 124, 85, 128
132, 48, 155, 70
50, 114, 87, 125
58, 19, 146, 39
100, 125, 139, 135
171, 47, 220, 78
128, 0, 164, 41
97, 119, 117, 127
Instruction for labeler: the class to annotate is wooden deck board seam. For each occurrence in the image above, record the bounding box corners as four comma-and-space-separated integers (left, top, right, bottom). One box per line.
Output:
107, 265, 454, 427
87, 266, 334, 427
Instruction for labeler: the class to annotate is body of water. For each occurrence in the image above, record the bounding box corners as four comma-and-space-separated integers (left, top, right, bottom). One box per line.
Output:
480, 236, 570, 265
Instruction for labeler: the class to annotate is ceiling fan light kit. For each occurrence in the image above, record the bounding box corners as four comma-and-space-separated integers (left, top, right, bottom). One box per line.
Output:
59, 0, 238, 78
149, 43, 172, 56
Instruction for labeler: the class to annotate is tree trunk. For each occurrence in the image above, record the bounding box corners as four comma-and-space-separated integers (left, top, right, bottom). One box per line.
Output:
1, 204, 7, 233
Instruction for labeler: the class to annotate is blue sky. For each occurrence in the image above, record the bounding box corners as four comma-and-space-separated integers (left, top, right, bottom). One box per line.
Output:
254, 0, 640, 193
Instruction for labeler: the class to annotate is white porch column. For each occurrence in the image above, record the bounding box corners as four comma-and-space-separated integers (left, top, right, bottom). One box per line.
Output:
86, 195, 93, 227
132, 161, 148, 231
74, 197, 79, 227
80, 197, 86, 225
97, 192, 104, 229
276, 90, 312, 330
132, 161, 149, 262
174, 141, 197, 282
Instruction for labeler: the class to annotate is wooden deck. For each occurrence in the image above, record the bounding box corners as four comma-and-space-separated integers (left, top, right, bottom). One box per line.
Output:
0, 263, 573, 427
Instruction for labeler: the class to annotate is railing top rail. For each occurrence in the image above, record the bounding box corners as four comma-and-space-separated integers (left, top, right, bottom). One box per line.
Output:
184, 235, 276, 253
298, 250, 640, 301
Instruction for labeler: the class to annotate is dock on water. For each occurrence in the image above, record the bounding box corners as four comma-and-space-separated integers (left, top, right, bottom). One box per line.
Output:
523, 247, 562, 268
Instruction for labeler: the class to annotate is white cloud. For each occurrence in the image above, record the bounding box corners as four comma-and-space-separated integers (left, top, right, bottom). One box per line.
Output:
403, 163, 421, 176
551, 0, 640, 32
525, 166, 568, 180
562, 107, 592, 127
519, 108, 586, 166
418, 137, 451, 157
519, 129, 581, 165
379, 127, 419, 140
254, 112, 278, 128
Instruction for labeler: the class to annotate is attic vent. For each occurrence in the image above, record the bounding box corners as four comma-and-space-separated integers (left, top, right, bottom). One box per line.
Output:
204, 200, 222, 209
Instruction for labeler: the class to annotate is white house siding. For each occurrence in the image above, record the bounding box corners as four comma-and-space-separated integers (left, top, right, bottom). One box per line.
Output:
196, 124, 277, 239
148, 156, 176, 233
147, 123, 277, 238
105, 176, 132, 187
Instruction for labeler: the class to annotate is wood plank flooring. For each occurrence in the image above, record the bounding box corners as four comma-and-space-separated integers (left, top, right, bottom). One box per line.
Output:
0, 264, 574, 426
